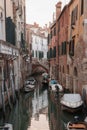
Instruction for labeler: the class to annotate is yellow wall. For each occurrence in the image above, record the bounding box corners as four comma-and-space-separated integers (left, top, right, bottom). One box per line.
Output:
68, 0, 84, 47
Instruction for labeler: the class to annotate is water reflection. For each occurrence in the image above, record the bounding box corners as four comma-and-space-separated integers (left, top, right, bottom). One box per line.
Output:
28, 85, 49, 130
0, 83, 84, 130
0, 84, 49, 130
48, 91, 62, 130
0, 91, 34, 130
10, 92, 33, 130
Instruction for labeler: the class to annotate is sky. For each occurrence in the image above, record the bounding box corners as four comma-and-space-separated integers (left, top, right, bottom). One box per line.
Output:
26, 0, 70, 27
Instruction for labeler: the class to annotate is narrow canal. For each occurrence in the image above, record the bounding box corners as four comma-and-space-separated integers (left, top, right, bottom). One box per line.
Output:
0, 75, 84, 130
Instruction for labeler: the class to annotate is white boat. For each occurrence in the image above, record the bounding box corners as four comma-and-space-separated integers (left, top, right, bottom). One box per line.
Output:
24, 77, 36, 86
67, 121, 87, 130
24, 84, 35, 92
49, 79, 63, 92
42, 73, 49, 85
60, 94, 83, 112
0, 123, 13, 130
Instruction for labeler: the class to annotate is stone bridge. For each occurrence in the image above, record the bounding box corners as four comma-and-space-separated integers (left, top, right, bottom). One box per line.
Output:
32, 60, 49, 74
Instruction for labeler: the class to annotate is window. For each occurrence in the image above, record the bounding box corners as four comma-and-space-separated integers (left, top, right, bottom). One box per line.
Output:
39, 51, 42, 59
74, 67, 78, 76
54, 27, 56, 36
53, 46, 56, 57
48, 34, 50, 44
62, 41, 66, 55
50, 48, 53, 58
69, 39, 74, 56
47, 51, 50, 59
32, 50, 34, 57
36, 51, 37, 57
75, 5, 78, 20
71, 5, 78, 25
67, 65, 69, 74
81, 0, 84, 15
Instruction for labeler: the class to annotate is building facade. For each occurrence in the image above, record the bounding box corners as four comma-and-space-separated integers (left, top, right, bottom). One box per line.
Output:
48, 2, 62, 80
48, 0, 87, 102
57, 5, 69, 88
0, 0, 27, 109
68, 0, 87, 100
27, 23, 48, 66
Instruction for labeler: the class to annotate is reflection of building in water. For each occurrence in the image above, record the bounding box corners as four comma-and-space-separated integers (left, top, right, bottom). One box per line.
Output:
0, 93, 33, 130
34, 85, 39, 121
48, 92, 62, 130
32, 86, 48, 121
19, 93, 33, 130
28, 88, 49, 130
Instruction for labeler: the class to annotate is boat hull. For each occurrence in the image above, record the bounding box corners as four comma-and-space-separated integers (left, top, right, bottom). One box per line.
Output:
24, 84, 35, 93
61, 104, 83, 113
0, 123, 13, 130
67, 122, 87, 130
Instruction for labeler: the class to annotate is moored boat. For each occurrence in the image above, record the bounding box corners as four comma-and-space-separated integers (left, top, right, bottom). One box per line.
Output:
49, 79, 63, 93
67, 121, 87, 130
60, 93, 83, 112
0, 123, 13, 130
24, 77, 36, 86
42, 72, 49, 85
24, 84, 35, 93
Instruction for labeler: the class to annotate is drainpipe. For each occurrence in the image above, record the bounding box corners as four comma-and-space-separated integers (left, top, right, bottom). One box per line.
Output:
58, 23, 59, 82
81, 0, 87, 105
4, 0, 6, 40
83, 0, 87, 49
24, 1, 26, 51
81, 0, 87, 84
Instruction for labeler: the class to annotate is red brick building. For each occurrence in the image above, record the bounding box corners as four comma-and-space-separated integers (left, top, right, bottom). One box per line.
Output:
57, 5, 69, 88
48, 2, 62, 80
48, 0, 87, 103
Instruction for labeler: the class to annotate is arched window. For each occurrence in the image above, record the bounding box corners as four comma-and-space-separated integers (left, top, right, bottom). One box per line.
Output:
67, 65, 69, 74
74, 67, 78, 76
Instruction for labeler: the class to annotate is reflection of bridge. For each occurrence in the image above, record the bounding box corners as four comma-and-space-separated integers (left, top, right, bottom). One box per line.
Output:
32, 60, 49, 74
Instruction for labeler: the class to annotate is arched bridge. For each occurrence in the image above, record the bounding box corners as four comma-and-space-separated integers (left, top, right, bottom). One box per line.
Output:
32, 61, 49, 74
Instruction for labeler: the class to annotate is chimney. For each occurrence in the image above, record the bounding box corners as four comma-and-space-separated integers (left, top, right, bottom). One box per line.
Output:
56, 1, 62, 19
49, 22, 52, 27
53, 12, 56, 22
34, 22, 39, 27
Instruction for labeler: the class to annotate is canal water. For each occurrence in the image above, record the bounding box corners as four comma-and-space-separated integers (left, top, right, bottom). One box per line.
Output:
0, 77, 85, 130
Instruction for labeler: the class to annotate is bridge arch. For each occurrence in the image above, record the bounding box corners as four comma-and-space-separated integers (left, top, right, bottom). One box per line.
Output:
32, 63, 49, 74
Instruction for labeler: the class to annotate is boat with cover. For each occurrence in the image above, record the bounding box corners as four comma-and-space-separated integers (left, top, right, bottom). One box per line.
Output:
0, 123, 13, 130
24, 84, 35, 92
49, 79, 63, 92
60, 93, 83, 112
42, 73, 49, 85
